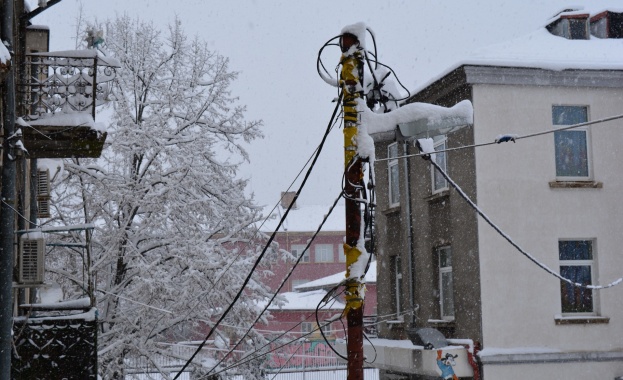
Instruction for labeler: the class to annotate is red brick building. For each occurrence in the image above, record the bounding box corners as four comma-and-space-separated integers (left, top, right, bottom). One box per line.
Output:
260, 192, 349, 293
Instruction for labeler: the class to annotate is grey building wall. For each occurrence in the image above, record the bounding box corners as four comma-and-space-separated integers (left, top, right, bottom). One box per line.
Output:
373, 69, 483, 347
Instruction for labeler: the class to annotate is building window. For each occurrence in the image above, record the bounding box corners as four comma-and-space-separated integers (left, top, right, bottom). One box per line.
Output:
393, 256, 403, 314
568, 18, 589, 39
315, 244, 334, 263
432, 136, 448, 193
301, 322, 313, 335
319, 322, 331, 336
438, 246, 455, 320
291, 244, 310, 263
559, 240, 595, 314
338, 244, 346, 262
552, 105, 591, 179
388, 142, 400, 207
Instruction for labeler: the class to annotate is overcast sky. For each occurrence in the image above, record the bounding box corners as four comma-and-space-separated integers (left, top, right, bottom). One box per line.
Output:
32, 0, 618, 209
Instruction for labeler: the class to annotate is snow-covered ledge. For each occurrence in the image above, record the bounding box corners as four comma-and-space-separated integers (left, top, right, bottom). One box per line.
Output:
478, 347, 623, 365
334, 338, 474, 377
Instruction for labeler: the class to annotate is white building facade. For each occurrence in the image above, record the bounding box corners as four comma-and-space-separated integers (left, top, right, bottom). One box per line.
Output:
372, 7, 623, 380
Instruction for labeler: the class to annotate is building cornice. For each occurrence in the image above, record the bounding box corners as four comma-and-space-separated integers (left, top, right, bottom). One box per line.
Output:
408, 65, 623, 105
463, 65, 623, 88
479, 350, 623, 365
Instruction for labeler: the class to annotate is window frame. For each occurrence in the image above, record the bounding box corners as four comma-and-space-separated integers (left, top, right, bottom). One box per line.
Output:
291, 244, 310, 263
393, 256, 403, 314
559, 239, 597, 316
319, 321, 332, 336
431, 136, 449, 194
301, 322, 313, 335
314, 244, 334, 263
338, 243, 346, 263
552, 105, 593, 181
437, 246, 455, 321
387, 142, 400, 208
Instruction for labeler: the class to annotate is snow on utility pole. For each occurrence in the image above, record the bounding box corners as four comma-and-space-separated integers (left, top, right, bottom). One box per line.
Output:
0, 0, 16, 377
339, 31, 365, 380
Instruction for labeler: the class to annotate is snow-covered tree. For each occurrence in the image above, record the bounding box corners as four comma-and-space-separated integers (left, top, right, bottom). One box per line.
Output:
47, 15, 275, 379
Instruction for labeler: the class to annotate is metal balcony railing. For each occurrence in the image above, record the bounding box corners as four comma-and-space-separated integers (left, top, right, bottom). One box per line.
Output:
15, 50, 120, 158
18, 50, 119, 120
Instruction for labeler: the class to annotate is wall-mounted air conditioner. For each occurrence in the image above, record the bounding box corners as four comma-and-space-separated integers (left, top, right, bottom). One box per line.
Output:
18, 235, 45, 284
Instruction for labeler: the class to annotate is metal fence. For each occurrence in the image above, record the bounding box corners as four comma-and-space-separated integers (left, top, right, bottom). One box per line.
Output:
124, 341, 380, 380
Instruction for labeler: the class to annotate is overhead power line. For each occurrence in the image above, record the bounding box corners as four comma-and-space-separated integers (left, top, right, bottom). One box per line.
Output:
206, 192, 343, 376
205, 306, 420, 379
376, 113, 623, 162
426, 156, 623, 290
172, 94, 343, 379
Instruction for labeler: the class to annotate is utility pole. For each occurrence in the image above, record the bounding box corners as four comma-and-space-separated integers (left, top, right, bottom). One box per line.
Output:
0, 0, 17, 377
340, 32, 365, 380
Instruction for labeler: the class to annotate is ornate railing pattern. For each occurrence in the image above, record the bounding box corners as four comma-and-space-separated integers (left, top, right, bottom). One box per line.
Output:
18, 51, 119, 121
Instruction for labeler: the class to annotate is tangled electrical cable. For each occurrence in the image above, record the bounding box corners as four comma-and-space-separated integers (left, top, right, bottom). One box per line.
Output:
316, 26, 411, 113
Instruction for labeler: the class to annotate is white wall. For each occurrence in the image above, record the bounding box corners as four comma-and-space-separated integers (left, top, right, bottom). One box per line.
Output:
483, 361, 623, 380
473, 83, 623, 356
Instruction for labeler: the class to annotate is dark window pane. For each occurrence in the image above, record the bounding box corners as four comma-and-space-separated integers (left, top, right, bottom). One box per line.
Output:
433, 141, 447, 191
552, 106, 588, 126
554, 130, 588, 177
390, 165, 400, 204
559, 240, 593, 260
611, 13, 623, 38
439, 248, 452, 268
569, 19, 588, 39
441, 272, 454, 317
560, 265, 593, 312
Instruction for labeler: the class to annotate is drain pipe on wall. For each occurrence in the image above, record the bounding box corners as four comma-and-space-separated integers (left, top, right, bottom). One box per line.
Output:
403, 141, 416, 327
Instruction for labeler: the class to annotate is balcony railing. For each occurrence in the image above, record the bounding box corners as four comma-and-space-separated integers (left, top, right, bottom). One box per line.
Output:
16, 50, 120, 158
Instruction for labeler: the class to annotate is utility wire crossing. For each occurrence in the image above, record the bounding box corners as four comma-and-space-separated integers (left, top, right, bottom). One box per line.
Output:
377, 113, 623, 162
426, 155, 623, 290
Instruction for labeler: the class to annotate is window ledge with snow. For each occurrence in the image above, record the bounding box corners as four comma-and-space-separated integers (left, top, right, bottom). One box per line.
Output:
427, 318, 455, 328
425, 190, 450, 203
549, 180, 603, 189
554, 315, 609, 325
386, 317, 404, 327
382, 205, 401, 215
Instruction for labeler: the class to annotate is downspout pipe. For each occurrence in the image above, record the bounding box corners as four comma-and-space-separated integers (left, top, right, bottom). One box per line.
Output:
403, 141, 416, 326
1, 0, 17, 377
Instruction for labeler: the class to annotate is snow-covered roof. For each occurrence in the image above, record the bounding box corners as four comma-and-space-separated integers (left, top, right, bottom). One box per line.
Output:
260, 203, 345, 233
259, 290, 345, 311
294, 261, 376, 291
413, 8, 623, 94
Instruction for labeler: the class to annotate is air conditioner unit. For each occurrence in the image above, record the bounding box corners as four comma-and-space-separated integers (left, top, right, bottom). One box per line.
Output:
37, 169, 51, 218
18, 236, 45, 284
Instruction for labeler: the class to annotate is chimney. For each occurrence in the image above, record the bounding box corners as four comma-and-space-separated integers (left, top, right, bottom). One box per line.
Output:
280, 191, 298, 209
